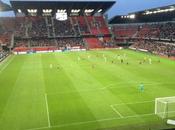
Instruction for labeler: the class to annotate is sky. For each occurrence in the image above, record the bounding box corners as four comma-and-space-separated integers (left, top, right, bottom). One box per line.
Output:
1, 0, 175, 19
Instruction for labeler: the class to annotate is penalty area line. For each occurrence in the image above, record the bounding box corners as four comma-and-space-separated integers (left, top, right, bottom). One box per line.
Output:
44, 93, 51, 128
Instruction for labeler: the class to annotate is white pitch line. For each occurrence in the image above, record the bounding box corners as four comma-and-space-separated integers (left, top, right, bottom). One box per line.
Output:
44, 93, 51, 128
112, 100, 155, 106
110, 105, 124, 118
25, 112, 156, 130
46, 82, 175, 96
26, 126, 49, 130
51, 112, 155, 128
0, 55, 14, 74
123, 113, 155, 119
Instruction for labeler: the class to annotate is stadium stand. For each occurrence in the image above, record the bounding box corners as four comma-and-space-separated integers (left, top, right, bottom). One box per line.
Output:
1, 0, 173, 57
131, 40, 175, 56
111, 22, 175, 39
86, 16, 99, 35
95, 16, 111, 35
84, 37, 102, 48
28, 17, 48, 37
77, 16, 91, 35
0, 50, 9, 62
0, 0, 116, 54
109, 4, 175, 57
0, 15, 114, 53
0, 43, 9, 61
53, 17, 75, 36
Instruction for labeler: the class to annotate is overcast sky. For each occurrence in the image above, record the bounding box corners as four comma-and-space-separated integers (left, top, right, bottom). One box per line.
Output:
1, 0, 175, 19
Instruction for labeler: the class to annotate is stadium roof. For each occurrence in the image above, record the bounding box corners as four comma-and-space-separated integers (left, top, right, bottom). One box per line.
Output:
0, 0, 12, 11
10, 0, 116, 16
109, 4, 175, 24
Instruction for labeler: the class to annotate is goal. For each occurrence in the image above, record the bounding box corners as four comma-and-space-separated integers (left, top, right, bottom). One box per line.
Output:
155, 96, 175, 119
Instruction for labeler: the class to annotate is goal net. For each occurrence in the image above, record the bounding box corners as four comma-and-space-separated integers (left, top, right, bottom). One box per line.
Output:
155, 97, 175, 119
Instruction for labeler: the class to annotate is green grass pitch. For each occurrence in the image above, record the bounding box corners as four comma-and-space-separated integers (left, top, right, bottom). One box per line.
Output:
0, 49, 175, 130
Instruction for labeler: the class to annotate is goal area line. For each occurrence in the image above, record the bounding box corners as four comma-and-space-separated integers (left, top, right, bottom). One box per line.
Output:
111, 100, 155, 106
110, 100, 155, 120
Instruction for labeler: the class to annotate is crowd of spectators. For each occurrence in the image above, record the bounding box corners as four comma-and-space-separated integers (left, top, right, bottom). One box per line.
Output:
132, 40, 175, 56
30, 39, 56, 47
13, 18, 27, 38
100, 38, 116, 48
54, 18, 75, 36
28, 17, 48, 37
86, 16, 99, 35
113, 22, 175, 39
12, 17, 89, 37
159, 23, 175, 39
101, 41, 116, 48
14, 38, 84, 49
57, 38, 83, 48
76, 17, 90, 34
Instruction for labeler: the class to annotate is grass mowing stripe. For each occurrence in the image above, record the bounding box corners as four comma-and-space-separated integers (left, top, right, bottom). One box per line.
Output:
0, 55, 25, 128
46, 82, 175, 96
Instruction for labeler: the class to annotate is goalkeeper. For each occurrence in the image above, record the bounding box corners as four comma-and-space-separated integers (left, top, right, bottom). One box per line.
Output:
139, 83, 144, 92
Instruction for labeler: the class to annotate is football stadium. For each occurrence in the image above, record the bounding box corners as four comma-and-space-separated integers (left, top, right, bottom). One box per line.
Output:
0, 0, 175, 130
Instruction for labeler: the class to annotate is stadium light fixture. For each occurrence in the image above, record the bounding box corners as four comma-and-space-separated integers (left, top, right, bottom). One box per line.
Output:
43, 9, 52, 16
145, 11, 153, 15
144, 6, 175, 15
27, 9, 37, 16
85, 9, 94, 13
98, 9, 102, 13
164, 9, 169, 12
168, 7, 175, 11
57, 9, 66, 13
156, 9, 162, 13
27, 9, 37, 13
129, 14, 135, 19
43, 9, 52, 13
71, 9, 80, 13
153, 11, 157, 14
17, 9, 22, 13
170, 6, 175, 11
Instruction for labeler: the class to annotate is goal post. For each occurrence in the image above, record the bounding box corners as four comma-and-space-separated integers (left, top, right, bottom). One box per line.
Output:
155, 96, 175, 119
